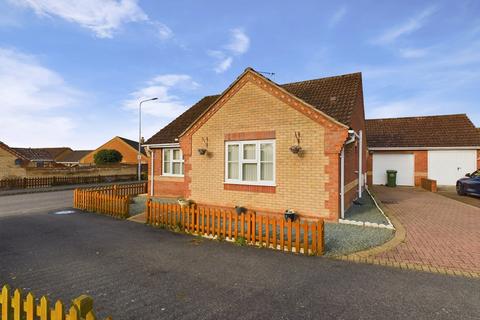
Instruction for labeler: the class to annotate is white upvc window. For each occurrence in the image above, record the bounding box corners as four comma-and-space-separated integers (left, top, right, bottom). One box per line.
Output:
162, 148, 184, 177
225, 140, 275, 186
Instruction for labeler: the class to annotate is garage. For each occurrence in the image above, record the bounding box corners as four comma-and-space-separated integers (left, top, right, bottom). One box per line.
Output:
366, 114, 480, 188
428, 150, 477, 185
372, 154, 414, 186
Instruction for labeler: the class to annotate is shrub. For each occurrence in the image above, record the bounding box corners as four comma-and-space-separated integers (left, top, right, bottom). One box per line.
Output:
94, 149, 123, 165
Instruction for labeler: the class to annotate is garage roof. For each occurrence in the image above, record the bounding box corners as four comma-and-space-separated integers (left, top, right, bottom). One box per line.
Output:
366, 114, 480, 148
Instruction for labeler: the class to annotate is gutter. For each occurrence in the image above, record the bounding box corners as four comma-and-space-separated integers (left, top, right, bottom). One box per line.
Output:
142, 143, 180, 148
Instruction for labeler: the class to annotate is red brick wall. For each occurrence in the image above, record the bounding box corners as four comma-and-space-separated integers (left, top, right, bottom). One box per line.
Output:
148, 148, 187, 198
342, 77, 367, 210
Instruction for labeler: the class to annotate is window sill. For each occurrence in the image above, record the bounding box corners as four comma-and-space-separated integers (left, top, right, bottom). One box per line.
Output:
161, 174, 184, 178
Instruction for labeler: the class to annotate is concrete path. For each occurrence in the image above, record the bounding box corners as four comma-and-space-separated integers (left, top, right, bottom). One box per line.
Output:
371, 186, 480, 275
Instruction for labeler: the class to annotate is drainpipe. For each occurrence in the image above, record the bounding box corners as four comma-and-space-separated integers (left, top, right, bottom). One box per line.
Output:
150, 148, 155, 196
358, 130, 363, 198
340, 147, 345, 219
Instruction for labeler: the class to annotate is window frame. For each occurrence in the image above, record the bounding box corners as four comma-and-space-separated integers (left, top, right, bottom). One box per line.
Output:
162, 148, 184, 177
224, 139, 276, 186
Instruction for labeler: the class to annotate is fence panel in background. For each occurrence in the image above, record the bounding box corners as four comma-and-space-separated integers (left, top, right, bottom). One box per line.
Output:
0, 175, 138, 191
145, 201, 324, 256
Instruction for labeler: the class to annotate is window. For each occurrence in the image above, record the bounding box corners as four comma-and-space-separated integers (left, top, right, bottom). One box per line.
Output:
225, 140, 275, 186
162, 148, 184, 176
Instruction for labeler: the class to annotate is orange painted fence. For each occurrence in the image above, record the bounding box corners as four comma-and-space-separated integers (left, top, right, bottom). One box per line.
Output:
73, 182, 147, 219
79, 182, 147, 197
73, 190, 129, 219
145, 200, 324, 255
0, 284, 111, 320
0, 175, 137, 190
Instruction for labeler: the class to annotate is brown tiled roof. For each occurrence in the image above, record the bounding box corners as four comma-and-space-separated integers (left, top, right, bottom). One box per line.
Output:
146, 70, 362, 144
146, 95, 220, 144
56, 150, 92, 163
12, 148, 55, 161
118, 136, 147, 155
40, 147, 73, 160
365, 114, 480, 148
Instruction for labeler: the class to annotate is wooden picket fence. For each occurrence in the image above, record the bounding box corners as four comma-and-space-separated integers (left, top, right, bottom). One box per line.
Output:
0, 285, 111, 320
0, 175, 137, 190
78, 182, 147, 197
73, 182, 147, 219
73, 190, 129, 219
145, 200, 324, 255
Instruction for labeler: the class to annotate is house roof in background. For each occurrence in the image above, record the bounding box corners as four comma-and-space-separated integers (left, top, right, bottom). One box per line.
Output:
40, 147, 73, 160
146, 69, 362, 145
117, 136, 147, 155
0, 141, 28, 160
365, 114, 480, 148
56, 150, 92, 163
12, 147, 55, 161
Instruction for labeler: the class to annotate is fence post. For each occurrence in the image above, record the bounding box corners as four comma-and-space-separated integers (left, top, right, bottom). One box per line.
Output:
317, 220, 324, 255
73, 295, 94, 319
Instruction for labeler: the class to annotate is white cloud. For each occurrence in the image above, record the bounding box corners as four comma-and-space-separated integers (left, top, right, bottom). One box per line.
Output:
209, 28, 250, 73
373, 6, 437, 44
225, 28, 250, 55
123, 74, 199, 118
11, 0, 172, 39
328, 5, 347, 28
398, 47, 429, 58
0, 47, 81, 146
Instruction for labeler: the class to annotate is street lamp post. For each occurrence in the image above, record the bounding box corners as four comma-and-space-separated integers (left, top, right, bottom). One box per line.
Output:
138, 97, 158, 181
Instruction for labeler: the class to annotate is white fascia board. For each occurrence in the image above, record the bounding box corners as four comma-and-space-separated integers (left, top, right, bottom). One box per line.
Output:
369, 146, 480, 151
142, 143, 180, 148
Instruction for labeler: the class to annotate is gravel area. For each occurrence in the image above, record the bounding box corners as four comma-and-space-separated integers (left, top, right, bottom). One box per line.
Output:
344, 192, 389, 225
324, 223, 394, 257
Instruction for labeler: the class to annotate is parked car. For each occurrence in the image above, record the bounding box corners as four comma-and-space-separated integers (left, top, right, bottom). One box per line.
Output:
456, 170, 480, 196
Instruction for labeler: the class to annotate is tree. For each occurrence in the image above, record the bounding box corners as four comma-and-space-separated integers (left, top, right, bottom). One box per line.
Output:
94, 149, 123, 165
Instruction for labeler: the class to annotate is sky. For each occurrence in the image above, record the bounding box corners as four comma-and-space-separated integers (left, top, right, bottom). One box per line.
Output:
0, 0, 479, 149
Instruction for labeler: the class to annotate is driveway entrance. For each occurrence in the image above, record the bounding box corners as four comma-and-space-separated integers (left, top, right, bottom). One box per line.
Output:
371, 186, 480, 274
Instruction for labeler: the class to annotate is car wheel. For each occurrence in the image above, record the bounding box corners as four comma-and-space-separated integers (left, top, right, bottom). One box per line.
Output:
456, 183, 466, 196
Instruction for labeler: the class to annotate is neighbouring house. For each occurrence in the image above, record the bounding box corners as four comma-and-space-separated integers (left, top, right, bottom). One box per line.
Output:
366, 114, 480, 186
0, 141, 29, 178
11, 147, 57, 168
79, 136, 148, 166
56, 150, 92, 166
144, 68, 367, 221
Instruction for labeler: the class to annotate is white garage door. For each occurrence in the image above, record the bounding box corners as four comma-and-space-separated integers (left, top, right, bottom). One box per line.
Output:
372, 154, 414, 186
428, 150, 477, 186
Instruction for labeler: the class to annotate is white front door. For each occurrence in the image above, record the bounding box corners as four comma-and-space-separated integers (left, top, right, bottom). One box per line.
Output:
428, 150, 477, 185
372, 154, 415, 186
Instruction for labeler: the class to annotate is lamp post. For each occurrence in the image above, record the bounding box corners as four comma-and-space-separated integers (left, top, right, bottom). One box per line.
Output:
138, 97, 158, 181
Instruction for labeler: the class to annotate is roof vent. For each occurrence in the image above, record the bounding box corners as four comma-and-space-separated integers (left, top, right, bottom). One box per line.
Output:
330, 96, 337, 103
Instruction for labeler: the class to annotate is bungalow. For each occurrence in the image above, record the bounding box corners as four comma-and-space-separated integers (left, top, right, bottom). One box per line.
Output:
144, 68, 367, 221
80, 136, 148, 166
366, 114, 480, 186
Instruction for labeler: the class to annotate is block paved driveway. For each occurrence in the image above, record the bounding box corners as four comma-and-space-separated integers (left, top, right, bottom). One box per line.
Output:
371, 186, 480, 274
1, 191, 480, 319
